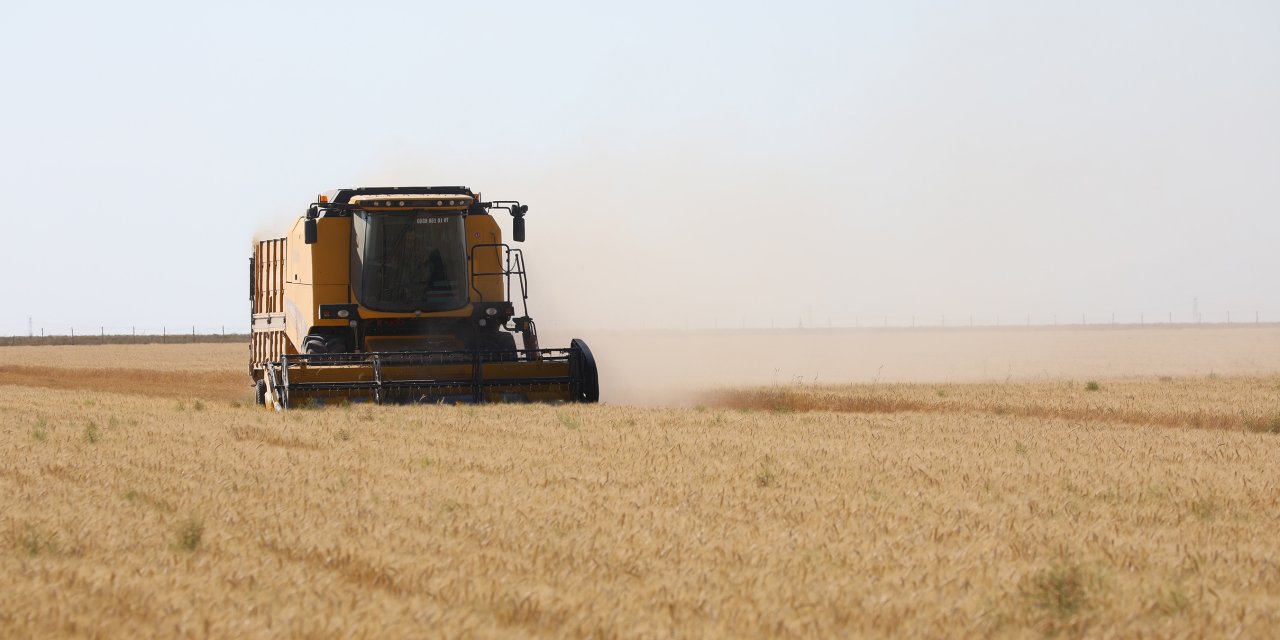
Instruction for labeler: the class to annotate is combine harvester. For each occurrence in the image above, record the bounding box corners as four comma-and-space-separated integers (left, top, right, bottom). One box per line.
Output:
249, 186, 599, 410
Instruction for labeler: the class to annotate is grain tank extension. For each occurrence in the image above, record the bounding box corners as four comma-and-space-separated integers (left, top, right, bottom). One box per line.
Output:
249, 187, 599, 409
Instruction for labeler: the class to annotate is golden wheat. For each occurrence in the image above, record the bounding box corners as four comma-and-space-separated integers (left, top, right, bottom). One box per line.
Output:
1, 340, 1279, 637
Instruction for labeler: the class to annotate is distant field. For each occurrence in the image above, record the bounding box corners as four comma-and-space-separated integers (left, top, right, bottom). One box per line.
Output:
2, 330, 1279, 636
0, 343, 245, 372
562, 324, 1280, 404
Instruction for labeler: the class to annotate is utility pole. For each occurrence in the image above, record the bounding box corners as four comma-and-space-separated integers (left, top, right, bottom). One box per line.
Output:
28, 317, 32, 338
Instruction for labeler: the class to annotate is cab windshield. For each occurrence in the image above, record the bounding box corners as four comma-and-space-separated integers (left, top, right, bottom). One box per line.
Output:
352, 211, 468, 312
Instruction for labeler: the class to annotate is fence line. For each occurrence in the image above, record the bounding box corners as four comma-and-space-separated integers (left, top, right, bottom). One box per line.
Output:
6, 309, 1278, 341
1, 326, 247, 347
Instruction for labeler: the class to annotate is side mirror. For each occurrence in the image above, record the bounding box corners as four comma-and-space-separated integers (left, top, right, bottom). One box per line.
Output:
511, 204, 528, 242
304, 218, 318, 244
512, 215, 525, 242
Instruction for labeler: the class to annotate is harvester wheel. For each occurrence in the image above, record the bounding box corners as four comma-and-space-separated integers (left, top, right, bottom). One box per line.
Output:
254, 379, 267, 406
570, 338, 600, 403
303, 333, 347, 354
475, 331, 519, 361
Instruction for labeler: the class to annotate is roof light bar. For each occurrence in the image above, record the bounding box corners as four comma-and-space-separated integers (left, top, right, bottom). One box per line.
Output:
347, 194, 474, 209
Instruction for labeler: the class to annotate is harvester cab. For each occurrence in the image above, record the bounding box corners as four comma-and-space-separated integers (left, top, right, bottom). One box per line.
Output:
249, 187, 599, 409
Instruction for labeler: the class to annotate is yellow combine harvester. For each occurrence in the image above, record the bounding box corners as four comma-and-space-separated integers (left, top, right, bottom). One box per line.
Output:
249, 186, 599, 409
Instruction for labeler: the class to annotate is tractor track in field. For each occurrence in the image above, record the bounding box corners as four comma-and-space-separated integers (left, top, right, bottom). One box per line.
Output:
709, 385, 1280, 433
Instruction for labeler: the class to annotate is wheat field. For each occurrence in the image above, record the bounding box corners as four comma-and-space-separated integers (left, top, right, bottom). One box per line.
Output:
2, 332, 1279, 637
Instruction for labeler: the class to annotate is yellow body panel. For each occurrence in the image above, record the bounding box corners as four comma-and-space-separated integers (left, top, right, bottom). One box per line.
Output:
466, 214, 505, 303
281, 216, 353, 348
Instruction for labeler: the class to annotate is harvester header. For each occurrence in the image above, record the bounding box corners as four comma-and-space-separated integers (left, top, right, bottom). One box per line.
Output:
248, 186, 598, 409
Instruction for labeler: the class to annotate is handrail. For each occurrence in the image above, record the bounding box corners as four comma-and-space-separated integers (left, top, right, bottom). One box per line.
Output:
469, 243, 530, 319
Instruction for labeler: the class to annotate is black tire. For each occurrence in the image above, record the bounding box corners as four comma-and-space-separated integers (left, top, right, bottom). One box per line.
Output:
474, 331, 519, 361
570, 338, 600, 403
303, 333, 348, 355
254, 379, 267, 406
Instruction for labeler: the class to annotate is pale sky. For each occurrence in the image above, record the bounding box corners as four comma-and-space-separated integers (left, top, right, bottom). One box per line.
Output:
1, 1, 1276, 335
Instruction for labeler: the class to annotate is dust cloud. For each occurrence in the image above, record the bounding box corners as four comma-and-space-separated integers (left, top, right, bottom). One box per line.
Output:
351, 135, 1279, 406
540, 326, 1280, 406
340, 4, 1278, 406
